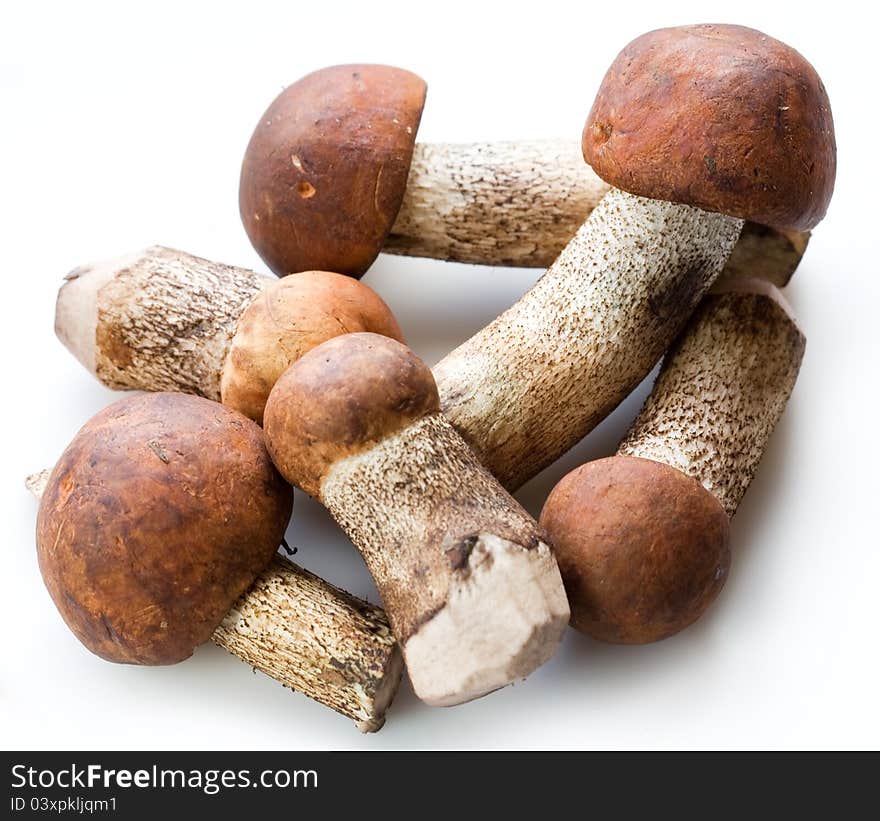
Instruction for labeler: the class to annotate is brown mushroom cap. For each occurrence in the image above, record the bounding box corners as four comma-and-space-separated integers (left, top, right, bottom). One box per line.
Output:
264, 332, 438, 497
36, 393, 293, 665
239, 64, 427, 279
539, 456, 730, 644
583, 24, 836, 230
220, 271, 404, 425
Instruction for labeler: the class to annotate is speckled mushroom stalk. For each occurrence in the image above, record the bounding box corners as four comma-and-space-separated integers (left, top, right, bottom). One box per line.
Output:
28, 447, 402, 735
238, 65, 809, 280
386, 138, 808, 283
435, 24, 834, 491
262, 333, 569, 707
540, 280, 806, 643
435, 189, 743, 489
619, 280, 806, 516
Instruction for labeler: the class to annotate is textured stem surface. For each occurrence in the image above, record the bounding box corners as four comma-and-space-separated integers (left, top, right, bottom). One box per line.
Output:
320, 413, 569, 706
434, 188, 744, 490
619, 280, 806, 516
214, 556, 401, 733
388, 140, 607, 268
26, 470, 402, 732
57, 247, 271, 399
386, 140, 806, 282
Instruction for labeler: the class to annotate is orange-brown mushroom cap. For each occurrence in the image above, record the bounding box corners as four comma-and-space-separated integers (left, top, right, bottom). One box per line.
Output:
583, 24, 836, 231
36, 393, 293, 665
220, 271, 404, 425
539, 456, 730, 644
264, 333, 439, 498
240, 64, 427, 279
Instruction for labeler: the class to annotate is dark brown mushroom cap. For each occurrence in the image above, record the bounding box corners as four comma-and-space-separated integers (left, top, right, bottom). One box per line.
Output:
36, 393, 293, 665
220, 271, 405, 425
264, 333, 439, 498
583, 24, 836, 230
240, 64, 427, 279
539, 455, 730, 644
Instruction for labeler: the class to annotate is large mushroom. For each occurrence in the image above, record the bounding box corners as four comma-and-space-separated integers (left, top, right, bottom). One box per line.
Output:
34, 393, 402, 731
238, 63, 809, 278
435, 23, 835, 490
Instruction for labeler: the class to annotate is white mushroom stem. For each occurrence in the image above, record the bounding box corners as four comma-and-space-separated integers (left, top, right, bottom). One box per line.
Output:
619, 279, 806, 517
319, 413, 569, 707
386, 139, 807, 283
25, 469, 402, 733
434, 187, 744, 490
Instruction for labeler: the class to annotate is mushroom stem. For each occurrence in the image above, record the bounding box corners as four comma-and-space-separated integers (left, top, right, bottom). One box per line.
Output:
319, 412, 569, 706
388, 140, 606, 268
434, 187, 744, 490
386, 140, 807, 283
57, 246, 270, 399
213, 557, 402, 733
619, 279, 806, 516
25, 470, 403, 733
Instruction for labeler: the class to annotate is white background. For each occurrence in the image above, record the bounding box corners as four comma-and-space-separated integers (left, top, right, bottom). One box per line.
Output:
2, 0, 878, 750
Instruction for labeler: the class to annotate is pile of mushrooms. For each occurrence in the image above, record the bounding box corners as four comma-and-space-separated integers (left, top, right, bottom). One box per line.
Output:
30, 23, 835, 731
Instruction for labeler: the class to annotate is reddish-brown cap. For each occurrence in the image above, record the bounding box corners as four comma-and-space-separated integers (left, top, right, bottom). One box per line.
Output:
264, 333, 439, 498
583, 25, 836, 230
240, 65, 427, 278
220, 271, 404, 425
539, 455, 730, 644
36, 393, 293, 665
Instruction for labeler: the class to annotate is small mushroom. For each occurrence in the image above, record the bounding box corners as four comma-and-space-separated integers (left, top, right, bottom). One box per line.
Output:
263, 333, 569, 706
220, 270, 402, 423
539, 281, 806, 643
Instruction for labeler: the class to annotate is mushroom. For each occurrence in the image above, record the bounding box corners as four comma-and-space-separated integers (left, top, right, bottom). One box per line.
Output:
434, 24, 834, 490
33, 393, 403, 732
56, 246, 402, 424
239, 64, 809, 280
262, 333, 569, 706
539, 280, 806, 643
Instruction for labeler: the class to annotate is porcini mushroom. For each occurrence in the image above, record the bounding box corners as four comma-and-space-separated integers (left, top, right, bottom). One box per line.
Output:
435, 24, 834, 490
56, 246, 402, 424
239, 65, 809, 279
262, 333, 569, 706
539, 280, 806, 643
33, 393, 403, 731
